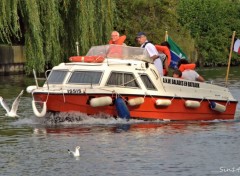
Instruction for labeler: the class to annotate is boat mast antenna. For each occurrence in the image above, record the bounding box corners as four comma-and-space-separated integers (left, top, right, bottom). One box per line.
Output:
76, 41, 79, 56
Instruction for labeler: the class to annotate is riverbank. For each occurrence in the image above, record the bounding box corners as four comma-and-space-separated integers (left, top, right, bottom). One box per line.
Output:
0, 45, 25, 75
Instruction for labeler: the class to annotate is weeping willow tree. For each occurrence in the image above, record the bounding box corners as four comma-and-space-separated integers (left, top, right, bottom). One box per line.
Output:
0, 0, 115, 74
0, 0, 21, 44
61, 0, 114, 57
19, 0, 45, 74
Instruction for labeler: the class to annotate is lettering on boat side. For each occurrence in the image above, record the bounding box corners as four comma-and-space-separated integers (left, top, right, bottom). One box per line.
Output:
162, 78, 200, 88
67, 89, 81, 94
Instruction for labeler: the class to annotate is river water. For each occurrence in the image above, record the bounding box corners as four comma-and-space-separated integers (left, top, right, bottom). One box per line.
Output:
0, 67, 240, 176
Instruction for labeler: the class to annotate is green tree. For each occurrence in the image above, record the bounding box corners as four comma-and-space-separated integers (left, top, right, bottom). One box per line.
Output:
178, 0, 240, 66
1, 0, 206, 74
0, 0, 21, 44
0, 0, 115, 74
113, 0, 195, 61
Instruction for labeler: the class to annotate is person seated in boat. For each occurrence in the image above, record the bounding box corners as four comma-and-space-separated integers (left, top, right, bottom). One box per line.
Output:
172, 69, 182, 78
155, 41, 171, 76
107, 31, 126, 58
177, 59, 205, 82
136, 32, 163, 76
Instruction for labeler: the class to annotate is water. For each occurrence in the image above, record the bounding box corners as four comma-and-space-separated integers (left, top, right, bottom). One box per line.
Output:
0, 67, 240, 176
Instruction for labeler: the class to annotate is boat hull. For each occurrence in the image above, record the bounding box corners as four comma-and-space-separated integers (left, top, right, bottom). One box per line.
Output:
33, 93, 237, 121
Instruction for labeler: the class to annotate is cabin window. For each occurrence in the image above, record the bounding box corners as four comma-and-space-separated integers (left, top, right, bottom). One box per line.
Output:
140, 74, 157, 90
107, 72, 139, 88
68, 71, 102, 84
47, 70, 68, 84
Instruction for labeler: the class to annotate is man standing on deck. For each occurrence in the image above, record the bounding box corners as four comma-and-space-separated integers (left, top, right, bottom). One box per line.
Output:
109, 31, 126, 45
107, 31, 126, 58
136, 32, 163, 76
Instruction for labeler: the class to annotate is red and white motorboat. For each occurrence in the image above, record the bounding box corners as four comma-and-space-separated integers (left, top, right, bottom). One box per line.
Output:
27, 45, 238, 121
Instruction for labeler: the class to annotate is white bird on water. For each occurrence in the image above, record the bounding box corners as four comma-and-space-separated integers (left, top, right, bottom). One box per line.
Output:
68, 146, 80, 157
0, 90, 24, 118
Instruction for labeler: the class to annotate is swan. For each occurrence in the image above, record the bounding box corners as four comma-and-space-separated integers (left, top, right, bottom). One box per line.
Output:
68, 146, 80, 157
0, 90, 24, 117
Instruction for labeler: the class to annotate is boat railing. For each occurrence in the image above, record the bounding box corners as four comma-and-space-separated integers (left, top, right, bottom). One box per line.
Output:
32, 69, 47, 88
86, 44, 152, 63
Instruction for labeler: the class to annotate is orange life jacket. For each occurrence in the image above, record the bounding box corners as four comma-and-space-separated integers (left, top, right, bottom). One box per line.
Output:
179, 64, 196, 72
108, 35, 126, 45
155, 45, 171, 66
155, 45, 171, 76
108, 35, 126, 58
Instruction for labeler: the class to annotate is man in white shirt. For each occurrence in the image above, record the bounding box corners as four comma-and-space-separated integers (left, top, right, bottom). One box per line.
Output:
177, 59, 205, 82
136, 32, 163, 76
182, 69, 203, 81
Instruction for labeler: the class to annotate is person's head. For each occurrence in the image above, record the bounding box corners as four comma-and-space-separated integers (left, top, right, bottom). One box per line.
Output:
160, 41, 170, 49
136, 32, 147, 45
173, 69, 182, 78
177, 59, 189, 68
111, 31, 120, 42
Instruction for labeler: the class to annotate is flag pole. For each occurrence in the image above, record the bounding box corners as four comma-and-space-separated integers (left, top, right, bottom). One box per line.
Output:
165, 31, 168, 41
225, 31, 236, 87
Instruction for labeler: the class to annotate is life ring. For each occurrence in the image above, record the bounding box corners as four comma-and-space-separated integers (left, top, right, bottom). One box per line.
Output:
179, 64, 196, 72
32, 100, 47, 117
69, 56, 105, 63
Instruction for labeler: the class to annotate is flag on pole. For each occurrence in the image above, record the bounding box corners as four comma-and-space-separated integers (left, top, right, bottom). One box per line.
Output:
166, 35, 189, 69
233, 38, 240, 54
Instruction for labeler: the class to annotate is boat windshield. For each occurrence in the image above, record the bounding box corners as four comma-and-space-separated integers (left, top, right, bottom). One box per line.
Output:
86, 45, 152, 63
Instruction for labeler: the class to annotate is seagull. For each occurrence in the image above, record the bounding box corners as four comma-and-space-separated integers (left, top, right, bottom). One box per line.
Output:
68, 146, 80, 157
0, 90, 24, 118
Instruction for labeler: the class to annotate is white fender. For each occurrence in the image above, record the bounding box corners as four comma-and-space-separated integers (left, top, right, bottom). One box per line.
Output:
210, 101, 226, 112
155, 99, 171, 106
185, 100, 200, 108
32, 100, 47, 117
128, 97, 144, 106
90, 96, 112, 107
26, 85, 37, 93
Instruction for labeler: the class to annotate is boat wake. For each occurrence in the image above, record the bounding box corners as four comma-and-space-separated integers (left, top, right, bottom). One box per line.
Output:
9, 112, 161, 127
41, 112, 149, 125
8, 112, 240, 136
10, 111, 240, 127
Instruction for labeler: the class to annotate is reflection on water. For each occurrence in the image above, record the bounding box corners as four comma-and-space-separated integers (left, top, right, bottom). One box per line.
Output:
0, 67, 240, 176
1, 115, 240, 175
198, 67, 240, 88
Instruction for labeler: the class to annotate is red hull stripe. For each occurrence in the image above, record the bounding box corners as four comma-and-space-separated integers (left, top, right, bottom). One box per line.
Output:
33, 93, 237, 121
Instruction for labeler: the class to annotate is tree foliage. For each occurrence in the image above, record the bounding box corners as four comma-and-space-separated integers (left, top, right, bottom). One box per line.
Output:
0, 0, 115, 74
113, 0, 195, 61
0, 0, 240, 74
20, 0, 45, 73
0, 0, 21, 44
178, 0, 240, 66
